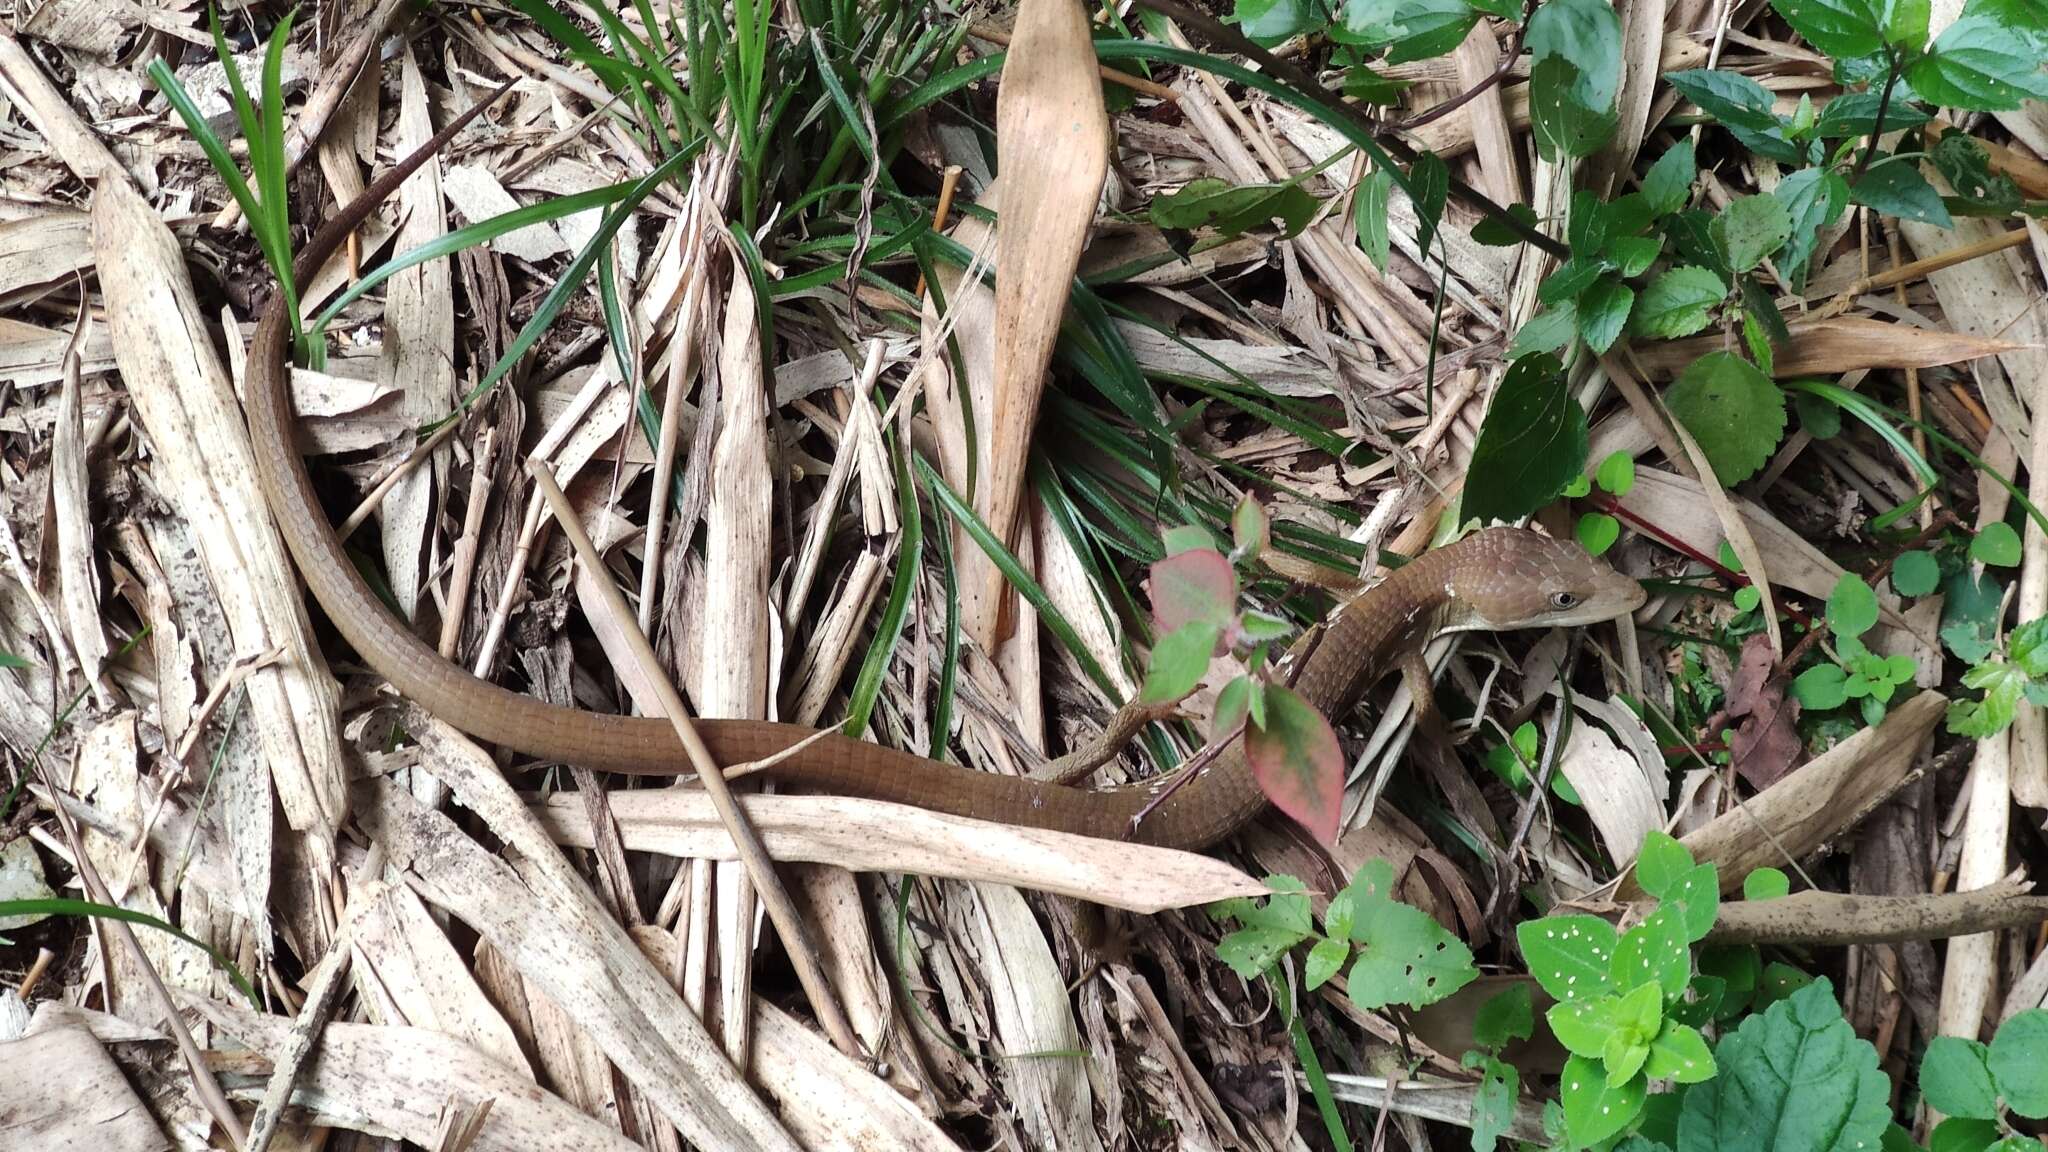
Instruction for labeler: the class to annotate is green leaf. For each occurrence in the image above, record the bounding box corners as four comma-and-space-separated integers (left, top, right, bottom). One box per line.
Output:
1634, 831, 1696, 899
1664, 352, 1788, 484
1578, 512, 1622, 556
1921, 1036, 2000, 1120
1648, 1020, 1718, 1083
1217, 925, 1308, 978
1928, 1117, 2001, 1152
1472, 202, 1541, 246
0, 649, 28, 669
1474, 982, 1537, 1048
1578, 278, 1635, 354
1563, 1055, 1648, 1147
1712, 194, 1793, 273
1531, 57, 1621, 160
1663, 69, 1781, 131
1233, 0, 1327, 42
1743, 867, 1792, 901
1813, 89, 1933, 137
1551, 993, 1627, 1058
1772, 168, 1850, 288
1336, 0, 1482, 61
1769, 0, 1885, 57
1643, 140, 1698, 216
1664, 864, 1722, 944
1972, 521, 2022, 566
1526, 0, 1625, 114
1941, 568, 2005, 663
1410, 150, 1450, 253
1882, 0, 1931, 46
1344, 66, 1413, 103
1151, 177, 1319, 239
1542, 256, 1609, 303
1305, 936, 1350, 990
1989, 1008, 2048, 1117
1463, 353, 1591, 525
2012, 618, 2048, 678
1597, 451, 1637, 496
1907, 13, 2048, 111
1829, 573, 1880, 641
1141, 622, 1220, 704
1700, 945, 1761, 1019
1471, 1056, 1520, 1152
1932, 132, 2024, 215
1355, 168, 1393, 272
1512, 303, 1580, 357
1852, 157, 1955, 228
1162, 524, 1216, 555
1519, 915, 1619, 1002
1678, 979, 1890, 1152
1245, 684, 1344, 845
1608, 236, 1664, 278
1892, 550, 1941, 597
1231, 494, 1270, 561
1613, 905, 1691, 999
1633, 266, 1727, 339
1343, 858, 1478, 1009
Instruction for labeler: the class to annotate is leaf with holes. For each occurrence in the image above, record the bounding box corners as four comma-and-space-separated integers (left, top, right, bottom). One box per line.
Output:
1712, 195, 1792, 274
1150, 177, 1318, 239
1148, 548, 1237, 634
1613, 906, 1691, 999
1471, 1056, 1519, 1152
1244, 684, 1343, 845
1648, 1020, 1717, 1083
1474, 982, 1536, 1049
1343, 859, 1478, 1010
1563, 1055, 1647, 1147
1520, 915, 1619, 1002
1678, 979, 1889, 1152
1355, 168, 1393, 271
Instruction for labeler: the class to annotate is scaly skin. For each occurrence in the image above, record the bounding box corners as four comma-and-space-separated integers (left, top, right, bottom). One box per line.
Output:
242, 97, 1647, 849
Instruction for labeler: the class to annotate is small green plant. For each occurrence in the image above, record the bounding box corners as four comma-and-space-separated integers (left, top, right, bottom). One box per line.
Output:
1787, 572, 1917, 727
1141, 497, 1348, 841
1919, 1010, 2048, 1150
1464, 983, 1537, 1151
1562, 451, 1637, 557
1517, 832, 1720, 1147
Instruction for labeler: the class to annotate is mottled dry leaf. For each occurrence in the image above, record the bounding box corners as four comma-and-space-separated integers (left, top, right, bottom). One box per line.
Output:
1632, 317, 2023, 378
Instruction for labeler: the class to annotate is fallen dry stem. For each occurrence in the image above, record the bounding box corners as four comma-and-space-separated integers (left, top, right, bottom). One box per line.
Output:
527, 463, 863, 1058
1700, 880, 2048, 945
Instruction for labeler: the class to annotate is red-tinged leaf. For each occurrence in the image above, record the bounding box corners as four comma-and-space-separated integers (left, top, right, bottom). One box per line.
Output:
1147, 548, 1237, 634
1244, 684, 1344, 844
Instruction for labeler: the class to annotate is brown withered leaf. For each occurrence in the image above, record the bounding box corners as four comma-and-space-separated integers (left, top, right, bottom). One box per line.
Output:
1725, 633, 1801, 789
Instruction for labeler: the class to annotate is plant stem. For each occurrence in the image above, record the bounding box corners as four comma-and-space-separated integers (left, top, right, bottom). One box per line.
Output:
1851, 51, 1901, 184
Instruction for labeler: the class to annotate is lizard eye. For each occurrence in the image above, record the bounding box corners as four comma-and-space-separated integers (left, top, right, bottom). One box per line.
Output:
1549, 591, 1580, 610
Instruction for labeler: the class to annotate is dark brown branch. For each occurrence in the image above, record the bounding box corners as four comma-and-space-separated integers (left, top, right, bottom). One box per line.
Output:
1696, 881, 2048, 945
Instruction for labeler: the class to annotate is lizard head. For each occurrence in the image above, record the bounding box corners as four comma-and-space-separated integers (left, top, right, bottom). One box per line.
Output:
1440, 527, 1648, 632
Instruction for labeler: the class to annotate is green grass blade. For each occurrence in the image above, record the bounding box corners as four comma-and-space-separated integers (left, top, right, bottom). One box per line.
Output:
0, 898, 260, 1007
258, 5, 301, 331
843, 426, 924, 738
147, 61, 266, 245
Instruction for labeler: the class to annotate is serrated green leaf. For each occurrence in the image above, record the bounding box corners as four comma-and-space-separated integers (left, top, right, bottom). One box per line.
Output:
1852, 157, 1955, 228
1635, 832, 1696, 898
1907, 12, 2048, 111
1472, 201, 1541, 246
1664, 352, 1788, 484
1678, 979, 1889, 1152
1648, 1020, 1718, 1083
1769, 0, 1885, 57
1520, 915, 1619, 1002
1664, 69, 1781, 131
1527, 0, 1625, 128
1892, 550, 1941, 597
1151, 177, 1320, 239
1921, 1035, 2000, 1119
1813, 89, 1933, 137
1773, 168, 1849, 288
1563, 1055, 1647, 1146
1712, 194, 1793, 273
1531, 57, 1620, 160
1463, 353, 1591, 525
1633, 266, 1726, 339
2011, 618, 2048, 678
1474, 982, 1537, 1049
1216, 925, 1307, 978
1989, 1008, 2048, 1117
1643, 140, 1697, 216
1512, 303, 1579, 357
1609, 235, 1664, 278
1471, 1056, 1519, 1152
1579, 278, 1635, 354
